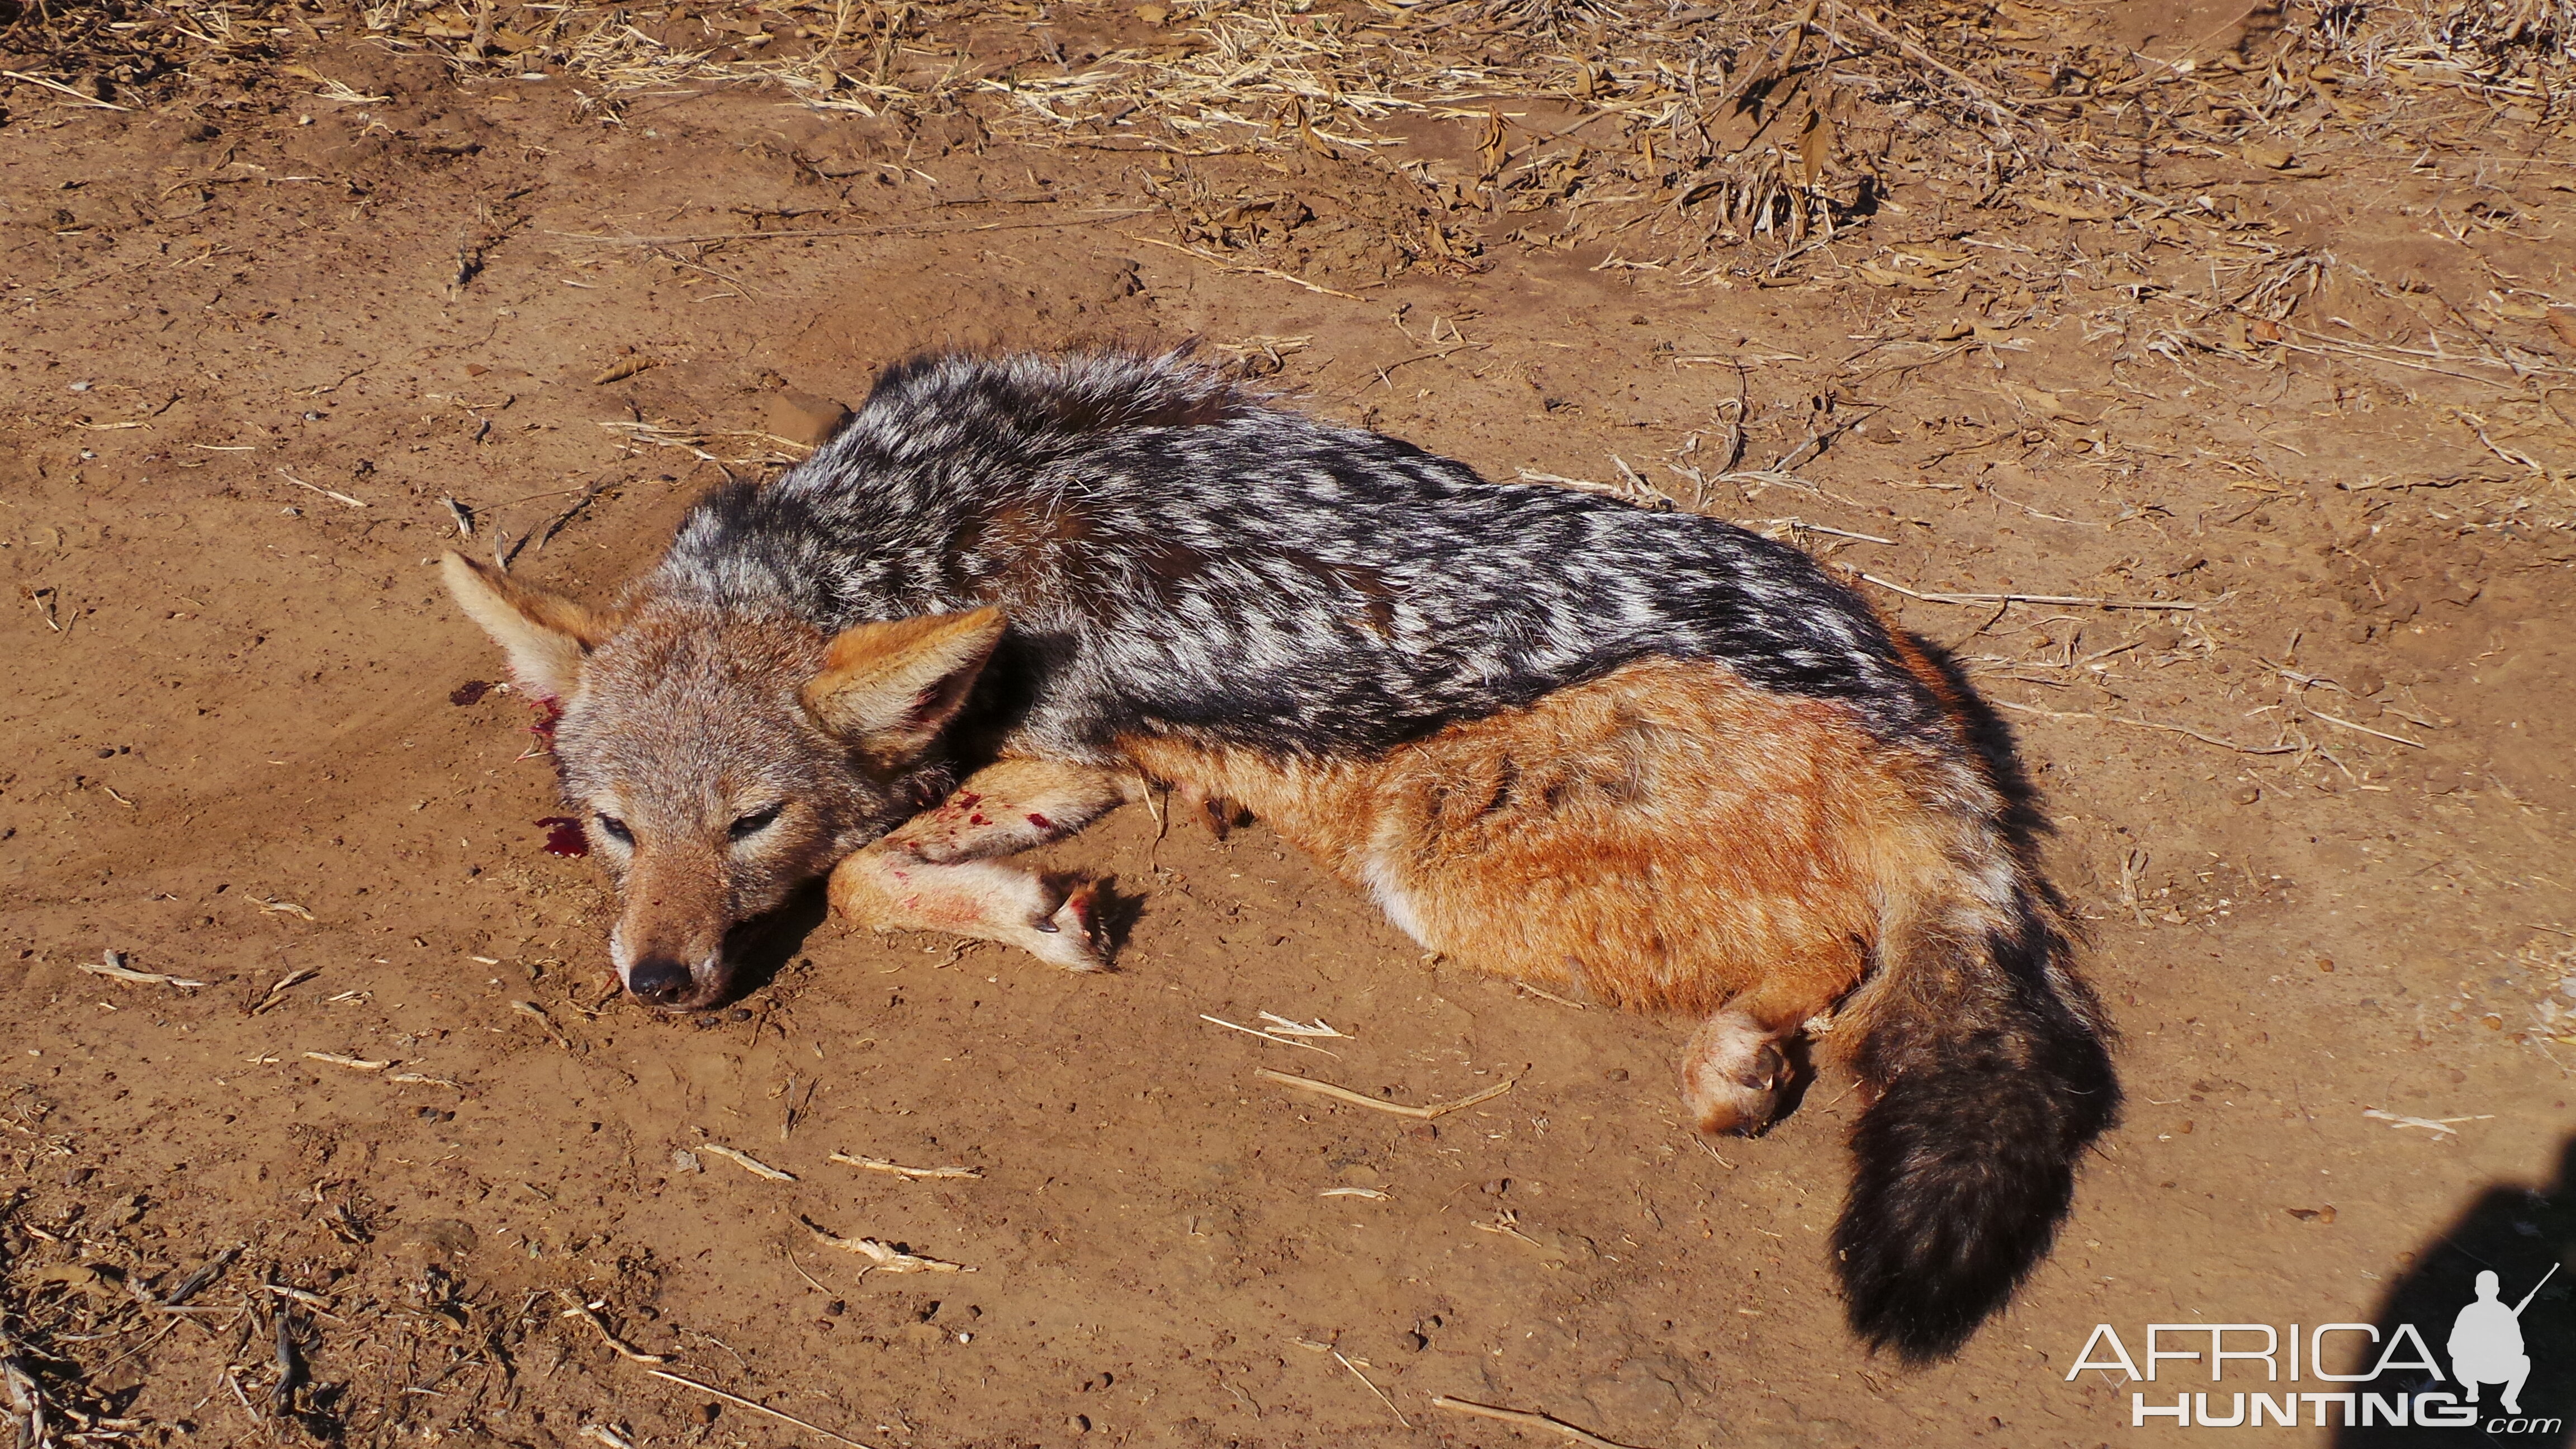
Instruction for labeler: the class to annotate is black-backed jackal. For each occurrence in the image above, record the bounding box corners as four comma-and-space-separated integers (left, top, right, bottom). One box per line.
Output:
443, 348, 2119, 1361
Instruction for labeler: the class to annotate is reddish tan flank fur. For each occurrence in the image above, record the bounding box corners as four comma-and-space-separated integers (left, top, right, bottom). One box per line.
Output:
1120, 656, 1968, 1038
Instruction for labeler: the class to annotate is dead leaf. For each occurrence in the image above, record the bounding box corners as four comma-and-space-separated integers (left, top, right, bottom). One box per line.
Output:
1476, 111, 1507, 183
33, 1263, 123, 1303
1996, 381, 2079, 420
2024, 196, 2116, 221
1798, 106, 1831, 188
2548, 309, 2576, 350
1856, 263, 1940, 290
592, 355, 658, 385
2241, 139, 2295, 170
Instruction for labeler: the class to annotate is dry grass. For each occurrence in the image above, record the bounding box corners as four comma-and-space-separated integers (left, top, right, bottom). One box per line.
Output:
120, 0, 2547, 380
8, 0, 2566, 527
10, 0, 2568, 287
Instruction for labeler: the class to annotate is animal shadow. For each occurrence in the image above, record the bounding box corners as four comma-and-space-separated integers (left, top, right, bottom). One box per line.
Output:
712, 880, 833, 1006
1899, 631, 2056, 873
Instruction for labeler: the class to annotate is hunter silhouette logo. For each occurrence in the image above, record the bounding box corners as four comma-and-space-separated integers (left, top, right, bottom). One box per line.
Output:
2451, 1265, 2555, 1418
2067, 1262, 2566, 1430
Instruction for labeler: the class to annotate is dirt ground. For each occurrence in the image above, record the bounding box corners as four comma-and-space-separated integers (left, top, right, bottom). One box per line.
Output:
4, 0, 2576, 1445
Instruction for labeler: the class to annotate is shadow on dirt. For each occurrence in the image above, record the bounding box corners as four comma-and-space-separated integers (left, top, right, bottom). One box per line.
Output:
713, 880, 832, 1006
2334, 1135, 2576, 1448
1901, 629, 2057, 877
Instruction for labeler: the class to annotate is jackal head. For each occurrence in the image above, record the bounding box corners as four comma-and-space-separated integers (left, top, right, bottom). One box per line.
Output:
441, 554, 1003, 1010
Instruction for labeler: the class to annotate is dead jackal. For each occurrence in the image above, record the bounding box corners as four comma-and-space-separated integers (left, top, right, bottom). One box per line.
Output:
443, 347, 2118, 1361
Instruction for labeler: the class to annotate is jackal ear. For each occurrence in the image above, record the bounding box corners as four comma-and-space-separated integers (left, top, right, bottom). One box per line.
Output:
439, 552, 608, 703
803, 608, 1007, 761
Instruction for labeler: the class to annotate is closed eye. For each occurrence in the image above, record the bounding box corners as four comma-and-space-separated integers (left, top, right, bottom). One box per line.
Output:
594, 813, 634, 846
728, 803, 785, 841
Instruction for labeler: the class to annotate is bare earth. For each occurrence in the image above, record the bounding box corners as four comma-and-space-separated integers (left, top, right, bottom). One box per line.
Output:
4, 2, 2575, 1446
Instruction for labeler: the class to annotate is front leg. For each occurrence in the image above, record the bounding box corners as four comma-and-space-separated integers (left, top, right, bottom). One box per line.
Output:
831, 850, 1110, 969
884, 757, 1136, 864
829, 758, 1136, 970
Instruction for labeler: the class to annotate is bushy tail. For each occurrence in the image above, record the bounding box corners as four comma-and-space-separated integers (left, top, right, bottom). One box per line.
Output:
1833, 877, 2119, 1362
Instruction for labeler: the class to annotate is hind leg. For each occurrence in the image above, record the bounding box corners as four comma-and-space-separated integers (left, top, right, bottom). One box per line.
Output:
1682, 1012, 1792, 1137
1680, 974, 1851, 1137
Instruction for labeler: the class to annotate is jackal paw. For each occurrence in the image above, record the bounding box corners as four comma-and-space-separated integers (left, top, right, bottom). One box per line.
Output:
1021, 878, 1110, 972
1682, 1015, 1791, 1138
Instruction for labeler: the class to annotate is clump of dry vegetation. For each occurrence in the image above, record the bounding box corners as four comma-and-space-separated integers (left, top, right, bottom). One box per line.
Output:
13, 0, 2570, 254
12, 0, 2569, 405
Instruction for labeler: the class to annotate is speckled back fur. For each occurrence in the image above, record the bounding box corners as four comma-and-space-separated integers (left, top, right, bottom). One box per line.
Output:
652, 348, 1951, 763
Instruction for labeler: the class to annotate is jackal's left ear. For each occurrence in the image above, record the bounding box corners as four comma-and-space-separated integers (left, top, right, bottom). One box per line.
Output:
804, 607, 1006, 762
440, 552, 609, 703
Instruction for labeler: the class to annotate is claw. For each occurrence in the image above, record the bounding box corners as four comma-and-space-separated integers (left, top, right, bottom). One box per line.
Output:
1024, 880, 1108, 972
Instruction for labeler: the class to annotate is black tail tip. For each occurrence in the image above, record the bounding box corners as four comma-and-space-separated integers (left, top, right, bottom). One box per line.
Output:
1848, 1287, 1999, 1366
1832, 1039, 2118, 1362
1838, 1213, 2042, 1366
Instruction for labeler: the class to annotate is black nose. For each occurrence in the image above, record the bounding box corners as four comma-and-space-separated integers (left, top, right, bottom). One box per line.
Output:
627, 956, 694, 1007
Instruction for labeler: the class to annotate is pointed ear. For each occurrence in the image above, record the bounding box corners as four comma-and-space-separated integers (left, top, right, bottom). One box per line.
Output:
802, 608, 1007, 762
439, 552, 607, 703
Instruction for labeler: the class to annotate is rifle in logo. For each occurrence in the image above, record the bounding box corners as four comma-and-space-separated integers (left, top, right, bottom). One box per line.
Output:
2451, 1263, 2558, 1417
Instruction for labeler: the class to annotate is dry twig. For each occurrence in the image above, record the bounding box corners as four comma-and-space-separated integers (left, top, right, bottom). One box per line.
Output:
1126, 235, 1363, 299
1992, 699, 2300, 756
252, 967, 320, 1014
698, 1144, 796, 1181
2, 68, 134, 111
276, 468, 367, 509
645, 1369, 877, 1449
1255, 1068, 1521, 1120
1335, 1350, 1409, 1428
78, 950, 205, 988
556, 1290, 670, 1363
1432, 1395, 1649, 1449
1860, 573, 2207, 611
304, 1052, 392, 1072
2305, 709, 2428, 749
802, 1218, 971, 1276
826, 1152, 983, 1180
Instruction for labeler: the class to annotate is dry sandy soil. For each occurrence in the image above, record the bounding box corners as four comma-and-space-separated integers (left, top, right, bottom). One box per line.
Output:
4, 0, 2575, 1446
